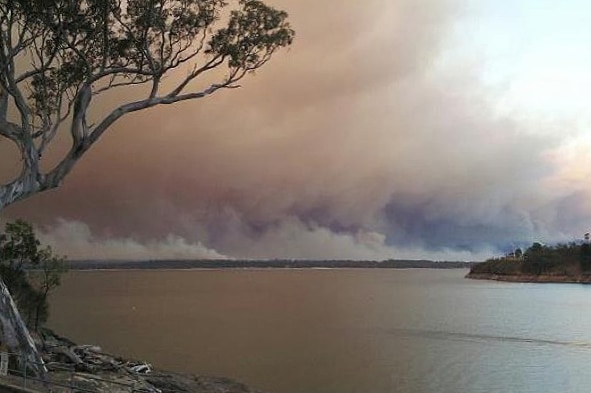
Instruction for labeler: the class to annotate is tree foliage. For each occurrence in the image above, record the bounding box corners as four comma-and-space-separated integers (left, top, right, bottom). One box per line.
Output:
0, 0, 294, 209
0, 220, 66, 331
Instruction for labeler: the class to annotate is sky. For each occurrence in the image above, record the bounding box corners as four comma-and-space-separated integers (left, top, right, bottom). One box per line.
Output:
2, 0, 591, 261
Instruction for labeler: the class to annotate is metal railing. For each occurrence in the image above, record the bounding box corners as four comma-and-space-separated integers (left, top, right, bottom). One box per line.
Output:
0, 352, 156, 393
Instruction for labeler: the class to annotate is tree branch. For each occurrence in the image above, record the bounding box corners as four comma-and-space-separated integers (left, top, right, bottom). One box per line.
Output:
166, 55, 225, 97
0, 120, 22, 145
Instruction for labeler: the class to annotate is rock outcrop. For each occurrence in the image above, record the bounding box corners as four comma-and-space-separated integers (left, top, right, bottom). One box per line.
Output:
0, 329, 265, 393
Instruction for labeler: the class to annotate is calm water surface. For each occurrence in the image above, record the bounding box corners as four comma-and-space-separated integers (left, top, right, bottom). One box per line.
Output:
48, 269, 591, 393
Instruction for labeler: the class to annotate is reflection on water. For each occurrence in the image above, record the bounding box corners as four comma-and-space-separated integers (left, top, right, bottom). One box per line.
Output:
48, 269, 591, 393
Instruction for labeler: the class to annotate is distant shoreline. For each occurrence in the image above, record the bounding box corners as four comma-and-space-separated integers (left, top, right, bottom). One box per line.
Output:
63, 259, 477, 271
466, 272, 591, 284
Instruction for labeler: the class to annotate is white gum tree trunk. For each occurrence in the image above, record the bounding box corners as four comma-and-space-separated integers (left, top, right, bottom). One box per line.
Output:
0, 274, 46, 375
0, 183, 48, 375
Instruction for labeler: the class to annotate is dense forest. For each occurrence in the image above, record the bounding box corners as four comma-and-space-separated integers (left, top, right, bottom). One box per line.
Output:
468, 241, 591, 277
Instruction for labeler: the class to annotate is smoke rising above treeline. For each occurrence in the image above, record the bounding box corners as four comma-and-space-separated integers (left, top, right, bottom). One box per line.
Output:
2, 0, 591, 261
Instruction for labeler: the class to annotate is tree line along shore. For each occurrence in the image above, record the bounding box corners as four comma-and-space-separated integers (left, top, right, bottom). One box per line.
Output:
65, 259, 476, 270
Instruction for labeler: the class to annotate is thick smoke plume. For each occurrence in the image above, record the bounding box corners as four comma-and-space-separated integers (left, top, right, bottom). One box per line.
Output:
2, 0, 591, 260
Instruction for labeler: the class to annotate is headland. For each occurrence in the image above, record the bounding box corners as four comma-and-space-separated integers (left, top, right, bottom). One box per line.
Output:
466, 241, 591, 284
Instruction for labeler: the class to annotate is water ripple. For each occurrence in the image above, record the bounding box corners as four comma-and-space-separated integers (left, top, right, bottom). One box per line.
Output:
386, 328, 591, 349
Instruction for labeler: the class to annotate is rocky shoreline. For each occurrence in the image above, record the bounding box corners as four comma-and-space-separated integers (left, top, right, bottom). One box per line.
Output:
2, 329, 265, 393
466, 272, 591, 284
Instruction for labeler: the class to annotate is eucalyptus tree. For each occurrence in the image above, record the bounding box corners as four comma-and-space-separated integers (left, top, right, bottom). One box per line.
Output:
0, 0, 293, 374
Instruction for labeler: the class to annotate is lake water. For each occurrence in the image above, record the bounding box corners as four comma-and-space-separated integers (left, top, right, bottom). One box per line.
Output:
48, 269, 591, 393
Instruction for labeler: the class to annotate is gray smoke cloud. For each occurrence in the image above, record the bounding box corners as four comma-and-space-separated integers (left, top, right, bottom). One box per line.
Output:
36, 220, 227, 260
2, 0, 590, 260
